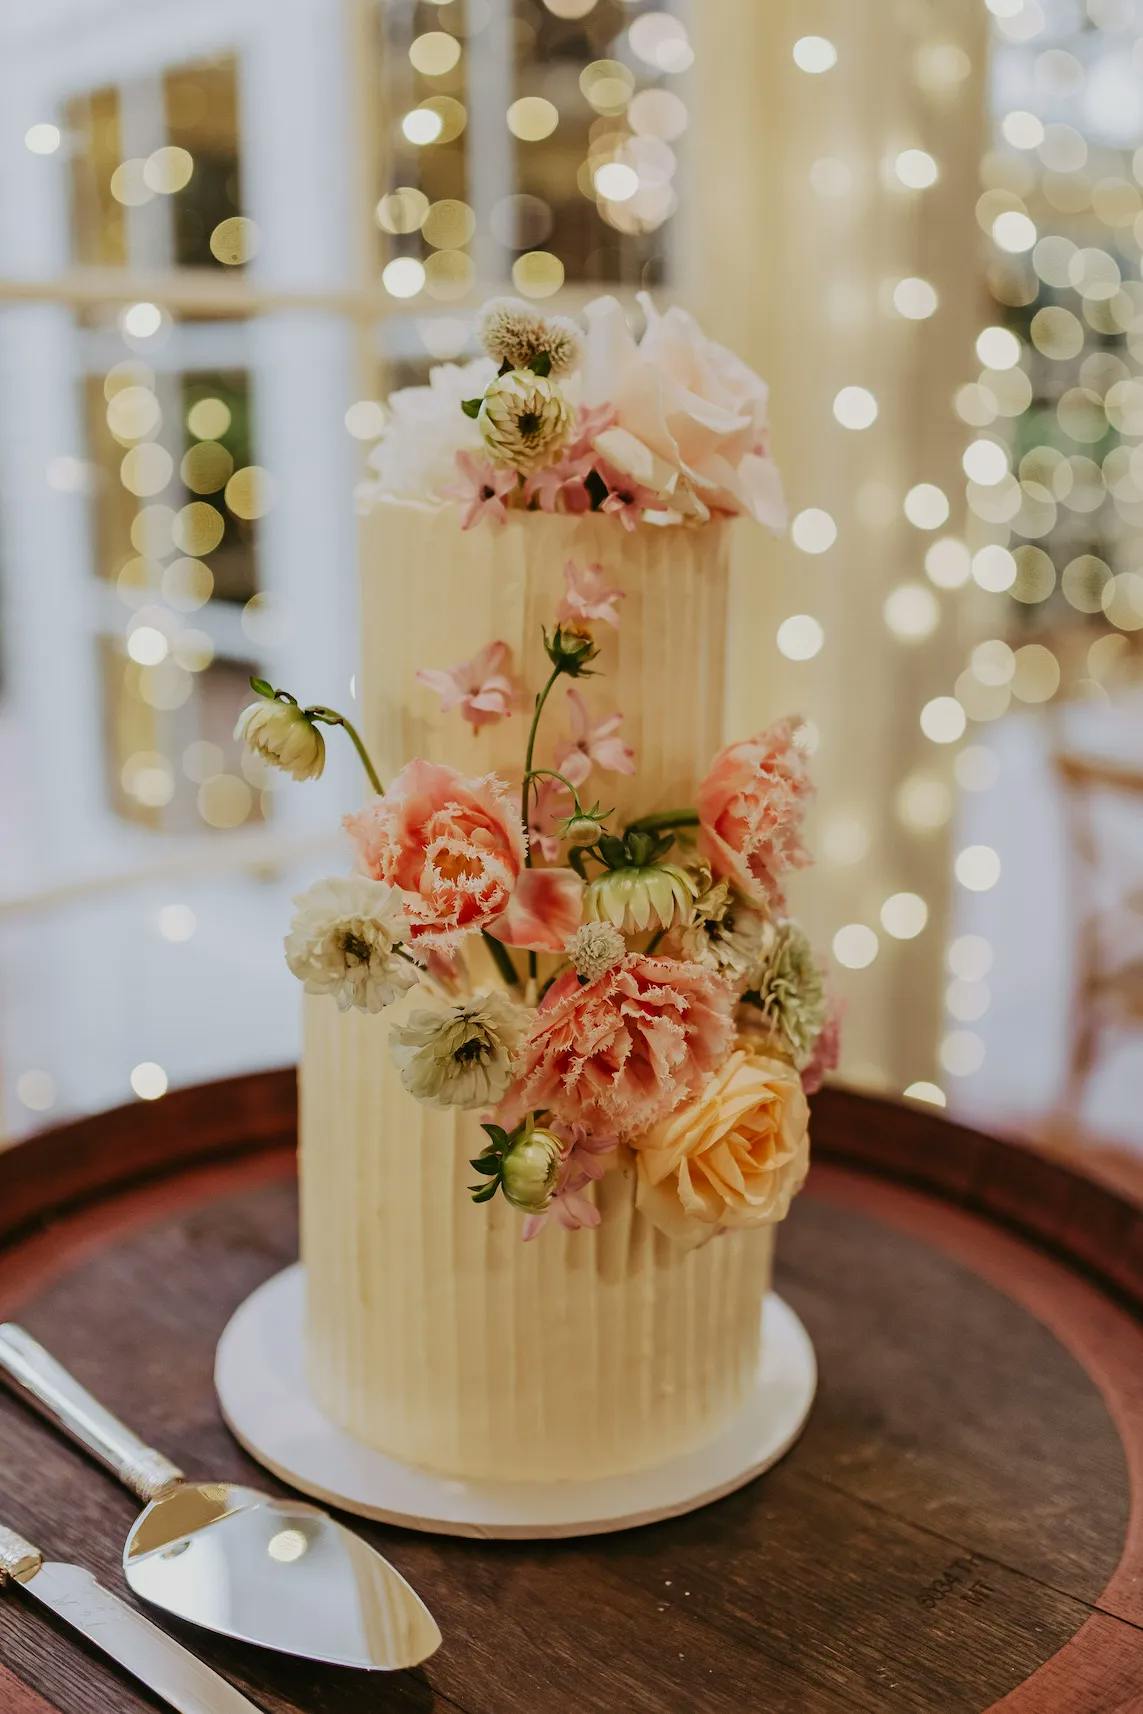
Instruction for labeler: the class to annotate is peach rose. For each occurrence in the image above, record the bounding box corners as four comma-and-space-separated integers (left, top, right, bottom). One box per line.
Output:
696, 718, 812, 909
631, 1045, 809, 1246
579, 292, 787, 528
500, 954, 733, 1138
345, 759, 524, 951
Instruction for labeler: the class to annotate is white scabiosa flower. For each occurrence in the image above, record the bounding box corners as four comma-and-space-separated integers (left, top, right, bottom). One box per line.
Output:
389, 990, 529, 1108
285, 877, 415, 1012
566, 921, 626, 983
679, 877, 772, 985
235, 698, 325, 782
478, 370, 572, 473
478, 298, 583, 378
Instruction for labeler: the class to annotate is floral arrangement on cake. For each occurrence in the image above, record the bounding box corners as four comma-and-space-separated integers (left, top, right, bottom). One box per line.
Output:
240, 298, 837, 1247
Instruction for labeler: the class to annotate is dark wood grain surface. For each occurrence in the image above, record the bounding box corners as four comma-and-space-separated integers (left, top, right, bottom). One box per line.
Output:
0, 1074, 1140, 1714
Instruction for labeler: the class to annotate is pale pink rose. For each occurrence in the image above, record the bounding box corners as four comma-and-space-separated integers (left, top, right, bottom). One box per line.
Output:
416, 639, 519, 732
488, 866, 583, 954
579, 292, 787, 529
345, 759, 524, 951
801, 995, 842, 1095
526, 775, 571, 863
696, 718, 812, 909
565, 401, 617, 462
631, 1044, 810, 1246
555, 688, 635, 789
445, 450, 518, 529
500, 954, 734, 1137
521, 1126, 616, 1241
557, 560, 624, 630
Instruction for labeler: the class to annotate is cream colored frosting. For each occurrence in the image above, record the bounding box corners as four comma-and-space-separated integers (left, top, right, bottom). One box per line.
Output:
299, 501, 773, 1480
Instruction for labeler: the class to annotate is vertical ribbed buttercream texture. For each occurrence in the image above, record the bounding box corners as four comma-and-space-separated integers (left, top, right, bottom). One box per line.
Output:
299, 502, 773, 1480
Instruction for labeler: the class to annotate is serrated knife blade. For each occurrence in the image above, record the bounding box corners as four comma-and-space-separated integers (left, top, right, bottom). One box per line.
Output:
2, 1540, 261, 1714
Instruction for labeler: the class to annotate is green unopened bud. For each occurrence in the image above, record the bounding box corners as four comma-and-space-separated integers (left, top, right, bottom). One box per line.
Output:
563, 812, 604, 844
501, 1124, 563, 1212
543, 624, 598, 678
235, 696, 325, 782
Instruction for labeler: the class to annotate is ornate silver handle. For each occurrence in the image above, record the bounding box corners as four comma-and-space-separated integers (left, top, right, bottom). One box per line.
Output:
0, 1324, 184, 1504
0, 1522, 43, 1586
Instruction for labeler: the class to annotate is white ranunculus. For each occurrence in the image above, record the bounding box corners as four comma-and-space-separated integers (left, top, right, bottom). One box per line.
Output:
285, 877, 415, 1013
579, 292, 787, 530
365, 357, 497, 502
235, 699, 325, 781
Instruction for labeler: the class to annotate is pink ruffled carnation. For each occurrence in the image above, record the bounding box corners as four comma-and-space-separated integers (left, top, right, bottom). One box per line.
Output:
501, 954, 734, 1138
416, 640, 519, 732
557, 560, 624, 630
696, 718, 813, 909
345, 759, 524, 951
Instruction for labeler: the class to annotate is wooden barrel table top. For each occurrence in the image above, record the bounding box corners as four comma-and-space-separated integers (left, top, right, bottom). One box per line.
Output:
0, 1073, 1140, 1714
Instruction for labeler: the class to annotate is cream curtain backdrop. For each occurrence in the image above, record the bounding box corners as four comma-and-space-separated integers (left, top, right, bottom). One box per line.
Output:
684, 0, 990, 1093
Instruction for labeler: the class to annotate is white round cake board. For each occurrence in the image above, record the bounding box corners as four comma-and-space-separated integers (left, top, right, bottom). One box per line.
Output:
215, 1263, 816, 1540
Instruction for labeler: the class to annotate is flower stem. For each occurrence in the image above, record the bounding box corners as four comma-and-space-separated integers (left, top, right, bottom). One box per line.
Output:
625, 808, 699, 837
482, 930, 522, 992
521, 663, 563, 987
523, 767, 584, 808
521, 665, 563, 868
306, 707, 384, 796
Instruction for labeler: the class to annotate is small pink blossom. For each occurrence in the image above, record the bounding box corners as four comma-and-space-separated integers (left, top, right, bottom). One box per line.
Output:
522, 1126, 616, 1241
500, 954, 734, 1138
345, 759, 524, 951
696, 717, 813, 910
526, 775, 571, 863
416, 640, 519, 732
555, 688, 635, 789
523, 458, 594, 515
446, 450, 518, 529
488, 865, 583, 953
596, 460, 659, 531
557, 560, 624, 630
801, 995, 843, 1095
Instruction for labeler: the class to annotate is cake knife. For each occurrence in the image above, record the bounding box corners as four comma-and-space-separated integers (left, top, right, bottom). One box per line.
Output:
0, 1324, 441, 1672
0, 1519, 263, 1714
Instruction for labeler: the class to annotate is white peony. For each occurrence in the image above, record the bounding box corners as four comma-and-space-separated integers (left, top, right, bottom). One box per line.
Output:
285, 877, 416, 1013
365, 357, 497, 502
578, 292, 787, 529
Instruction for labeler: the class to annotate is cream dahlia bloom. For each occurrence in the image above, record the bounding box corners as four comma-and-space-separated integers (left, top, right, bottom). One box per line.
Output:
389, 989, 529, 1108
631, 1045, 809, 1246
235, 698, 325, 782
284, 877, 415, 1012
677, 876, 772, 984
478, 370, 572, 473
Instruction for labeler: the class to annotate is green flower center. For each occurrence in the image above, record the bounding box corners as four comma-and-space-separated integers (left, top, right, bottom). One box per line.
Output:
341, 931, 372, 964
517, 410, 542, 437
454, 1036, 490, 1064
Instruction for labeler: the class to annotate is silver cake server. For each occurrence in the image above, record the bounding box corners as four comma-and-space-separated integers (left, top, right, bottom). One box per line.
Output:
0, 1519, 263, 1714
0, 1323, 441, 1672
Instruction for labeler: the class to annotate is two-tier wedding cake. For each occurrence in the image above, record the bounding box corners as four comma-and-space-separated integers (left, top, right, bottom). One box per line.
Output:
238, 294, 839, 1490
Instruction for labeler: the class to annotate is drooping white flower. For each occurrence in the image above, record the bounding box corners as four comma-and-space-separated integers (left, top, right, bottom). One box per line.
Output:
478, 370, 572, 473
235, 698, 325, 782
285, 877, 415, 1012
389, 989, 530, 1108
365, 357, 496, 502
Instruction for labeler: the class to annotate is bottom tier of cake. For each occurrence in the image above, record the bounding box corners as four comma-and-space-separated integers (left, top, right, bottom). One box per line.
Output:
300, 997, 775, 1483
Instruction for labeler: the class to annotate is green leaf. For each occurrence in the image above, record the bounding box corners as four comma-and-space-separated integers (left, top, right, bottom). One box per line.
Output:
249, 676, 274, 698
469, 1156, 501, 1176
567, 843, 591, 881
461, 397, 483, 419
598, 833, 627, 870
528, 351, 552, 377
480, 1122, 509, 1151
470, 1181, 500, 1204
